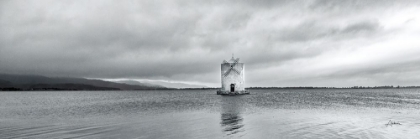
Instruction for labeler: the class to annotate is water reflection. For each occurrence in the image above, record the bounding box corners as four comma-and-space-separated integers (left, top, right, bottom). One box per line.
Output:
220, 96, 245, 135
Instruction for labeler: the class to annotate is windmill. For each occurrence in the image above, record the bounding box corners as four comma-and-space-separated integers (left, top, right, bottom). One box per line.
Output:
217, 55, 249, 95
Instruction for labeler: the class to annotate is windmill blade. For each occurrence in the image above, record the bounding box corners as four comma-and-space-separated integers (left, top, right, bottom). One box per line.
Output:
224, 69, 231, 77
224, 68, 232, 77
230, 58, 240, 67
232, 68, 240, 74
234, 58, 240, 63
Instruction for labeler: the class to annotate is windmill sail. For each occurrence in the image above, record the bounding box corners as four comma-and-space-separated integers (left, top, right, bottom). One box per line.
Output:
224, 68, 232, 77
232, 68, 240, 74
223, 58, 241, 77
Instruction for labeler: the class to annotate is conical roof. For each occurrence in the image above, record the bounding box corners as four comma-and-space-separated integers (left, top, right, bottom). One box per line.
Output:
222, 54, 240, 64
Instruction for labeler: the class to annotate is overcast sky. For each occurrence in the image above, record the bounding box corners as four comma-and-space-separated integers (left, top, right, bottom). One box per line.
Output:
1, 0, 420, 87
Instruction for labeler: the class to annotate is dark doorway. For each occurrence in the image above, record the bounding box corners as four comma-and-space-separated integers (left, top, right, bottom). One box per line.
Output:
230, 84, 235, 92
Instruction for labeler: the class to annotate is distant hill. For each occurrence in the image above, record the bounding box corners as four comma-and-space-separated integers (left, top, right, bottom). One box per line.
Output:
0, 73, 167, 91
114, 80, 165, 88
112, 79, 207, 89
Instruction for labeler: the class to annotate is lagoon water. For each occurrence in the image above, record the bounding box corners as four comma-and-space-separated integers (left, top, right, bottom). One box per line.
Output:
1, 89, 420, 138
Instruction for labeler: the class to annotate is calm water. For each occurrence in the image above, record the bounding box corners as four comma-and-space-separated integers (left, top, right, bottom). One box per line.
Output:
1, 89, 420, 138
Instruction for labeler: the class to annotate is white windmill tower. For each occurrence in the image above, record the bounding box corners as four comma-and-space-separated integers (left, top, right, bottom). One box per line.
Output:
217, 54, 250, 95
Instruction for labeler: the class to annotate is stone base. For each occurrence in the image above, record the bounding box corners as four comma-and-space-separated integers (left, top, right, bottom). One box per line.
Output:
217, 90, 250, 96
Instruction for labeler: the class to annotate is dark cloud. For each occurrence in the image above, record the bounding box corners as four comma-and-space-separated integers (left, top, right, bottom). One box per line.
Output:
341, 21, 381, 34
1, 0, 420, 87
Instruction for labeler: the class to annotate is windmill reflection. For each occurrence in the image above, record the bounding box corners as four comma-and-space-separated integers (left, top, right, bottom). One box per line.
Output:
220, 96, 245, 135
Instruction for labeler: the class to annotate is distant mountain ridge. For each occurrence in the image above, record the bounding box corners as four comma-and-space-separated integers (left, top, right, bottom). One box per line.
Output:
113, 79, 207, 89
114, 80, 165, 88
0, 73, 167, 91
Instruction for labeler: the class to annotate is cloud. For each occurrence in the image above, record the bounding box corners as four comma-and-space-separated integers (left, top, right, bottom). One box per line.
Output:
1, 0, 420, 87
